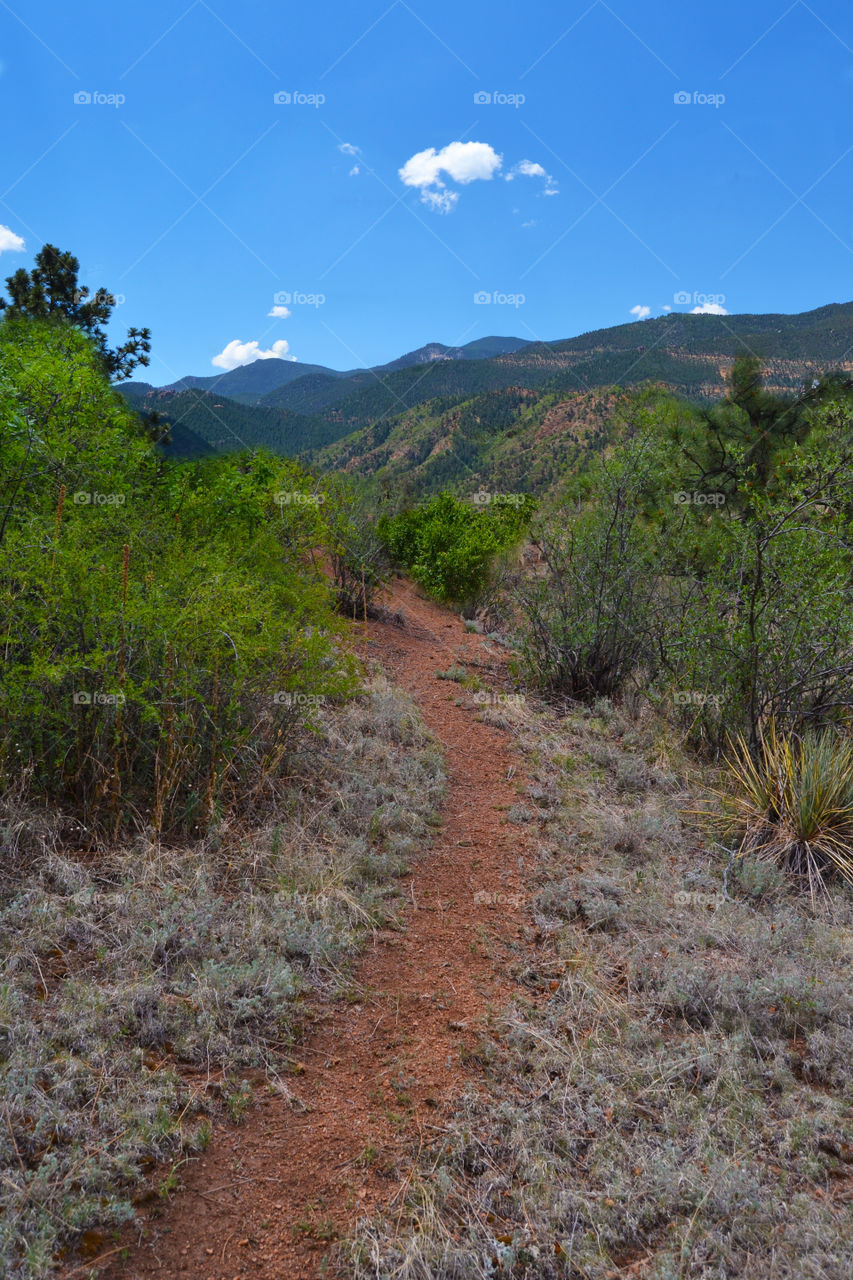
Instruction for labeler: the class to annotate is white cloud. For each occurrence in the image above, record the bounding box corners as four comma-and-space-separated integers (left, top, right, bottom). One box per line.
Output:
662, 305, 672, 312
691, 302, 728, 315
399, 140, 502, 212
339, 142, 360, 156
212, 339, 296, 370
513, 160, 546, 179
506, 158, 558, 196
267, 304, 291, 319
522, 219, 537, 228
0, 225, 25, 254
349, 164, 360, 177
422, 188, 459, 213
630, 305, 651, 321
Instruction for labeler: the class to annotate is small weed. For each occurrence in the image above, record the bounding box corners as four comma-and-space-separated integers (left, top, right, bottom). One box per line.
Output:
435, 664, 469, 683
224, 1079, 252, 1123
157, 1165, 181, 1199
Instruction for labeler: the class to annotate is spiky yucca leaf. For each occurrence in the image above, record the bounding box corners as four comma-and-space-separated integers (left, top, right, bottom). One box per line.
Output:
707, 722, 853, 903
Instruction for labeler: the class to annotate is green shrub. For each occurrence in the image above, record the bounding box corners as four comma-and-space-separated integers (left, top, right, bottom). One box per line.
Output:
323, 475, 390, 619
511, 389, 853, 748
0, 319, 357, 842
378, 491, 534, 607
512, 437, 666, 698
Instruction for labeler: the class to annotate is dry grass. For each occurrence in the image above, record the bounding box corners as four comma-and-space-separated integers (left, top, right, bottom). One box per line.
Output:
349, 694, 853, 1279
0, 674, 444, 1280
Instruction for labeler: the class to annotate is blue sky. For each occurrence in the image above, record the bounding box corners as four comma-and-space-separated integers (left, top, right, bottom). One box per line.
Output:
2, 0, 853, 381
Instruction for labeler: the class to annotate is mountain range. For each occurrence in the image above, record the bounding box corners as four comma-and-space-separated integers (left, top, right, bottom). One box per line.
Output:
120, 303, 853, 478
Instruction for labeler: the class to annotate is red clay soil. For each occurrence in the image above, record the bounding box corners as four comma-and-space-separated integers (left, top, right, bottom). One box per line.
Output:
93, 579, 538, 1280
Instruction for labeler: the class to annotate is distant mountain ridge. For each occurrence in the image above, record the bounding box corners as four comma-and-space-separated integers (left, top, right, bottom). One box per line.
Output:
125, 335, 530, 405
119, 303, 853, 465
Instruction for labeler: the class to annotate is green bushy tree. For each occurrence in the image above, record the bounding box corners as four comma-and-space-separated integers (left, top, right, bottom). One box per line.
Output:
513, 435, 669, 698
0, 318, 356, 842
378, 491, 534, 608
511, 374, 853, 750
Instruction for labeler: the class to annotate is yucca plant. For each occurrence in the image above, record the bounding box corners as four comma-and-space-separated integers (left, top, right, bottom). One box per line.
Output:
709, 721, 853, 903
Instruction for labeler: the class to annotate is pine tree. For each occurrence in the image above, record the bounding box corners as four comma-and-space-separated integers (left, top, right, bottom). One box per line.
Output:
1, 243, 151, 381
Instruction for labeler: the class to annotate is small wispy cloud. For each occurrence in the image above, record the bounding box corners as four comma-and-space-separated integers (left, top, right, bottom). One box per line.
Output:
339, 141, 360, 156
267, 304, 291, 319
630, 305, 652, 321
691, 302, 728, 315
506, 159, 559, 195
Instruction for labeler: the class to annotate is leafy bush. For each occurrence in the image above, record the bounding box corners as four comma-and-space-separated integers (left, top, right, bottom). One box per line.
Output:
323, 476, 391, 619
378, 491, 534, 607
510, 376, 853, 751
512, 436, 667, 698
0, 319, 356, 842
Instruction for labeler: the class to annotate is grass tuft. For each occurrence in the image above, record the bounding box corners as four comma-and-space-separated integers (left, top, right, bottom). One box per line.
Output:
709, 722, 853, 904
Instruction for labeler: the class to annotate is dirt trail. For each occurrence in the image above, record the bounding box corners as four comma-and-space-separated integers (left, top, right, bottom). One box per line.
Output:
100, 580, 536, 1280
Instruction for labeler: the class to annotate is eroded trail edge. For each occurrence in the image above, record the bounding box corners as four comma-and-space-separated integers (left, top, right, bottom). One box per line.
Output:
102, 582, 535, 1280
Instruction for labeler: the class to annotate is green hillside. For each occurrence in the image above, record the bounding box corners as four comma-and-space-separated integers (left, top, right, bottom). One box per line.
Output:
120, 303, 853, 467
125, 388, 330, 456
312, 383, 641, 501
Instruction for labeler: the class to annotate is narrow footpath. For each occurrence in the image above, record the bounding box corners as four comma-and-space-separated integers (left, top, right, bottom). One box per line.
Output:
98, 579, 536, 1280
